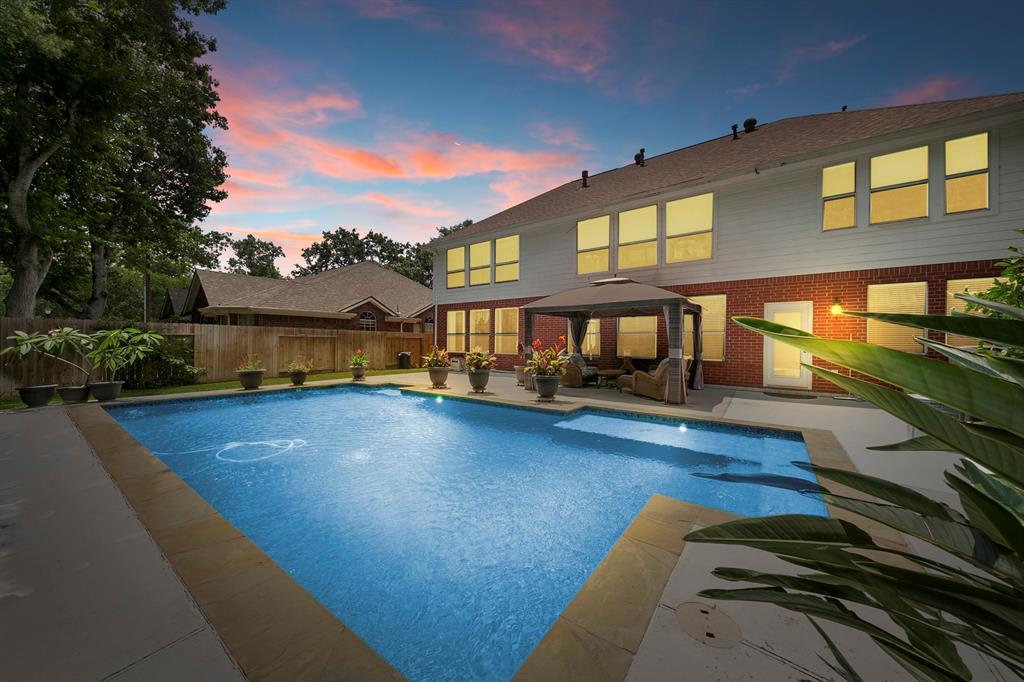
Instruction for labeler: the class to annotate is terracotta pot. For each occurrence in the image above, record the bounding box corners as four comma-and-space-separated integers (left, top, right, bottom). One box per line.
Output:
89, 381, 125, 401
237, 370, 265, 390
514, 365, 525, 385
467, 369, 490, 393
351, 365, 366, 381
289, 371, 307, 386
428, 366, 449, 388
58, 385, 91, 404
534, 374, 560, 402
17, 384, 57, 408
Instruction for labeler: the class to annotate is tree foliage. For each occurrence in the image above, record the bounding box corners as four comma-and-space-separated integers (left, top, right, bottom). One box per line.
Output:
227, 234, 284, 278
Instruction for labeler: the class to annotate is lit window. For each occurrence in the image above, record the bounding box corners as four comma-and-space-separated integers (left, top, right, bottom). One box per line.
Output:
358, 311, 376, 331
469, 309, 491, 351
870, 146, 928, 224
822, 162, 856, 230
945, 276, 1003, 347
446, 247, 465, 289
945, 133, 989, 214
666, 193, 713, 263
469, 242, 491, 286
568, 318, 601, 357
446, 310, 466, 352
577, 215, 610, 274
494, 235, 519, 283
617, 316, 657, 359
684, 294, 726, 361
867, 282, 927, 353
495, 307, 519, 354
617, 205, 657, 269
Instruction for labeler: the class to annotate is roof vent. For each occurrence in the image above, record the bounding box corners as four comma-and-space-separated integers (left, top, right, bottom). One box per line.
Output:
743, 118, 757, 133
731, 124, 739, 140
581, 170, 589, 188
634, 148, 646, 167
841, 105, 848, 112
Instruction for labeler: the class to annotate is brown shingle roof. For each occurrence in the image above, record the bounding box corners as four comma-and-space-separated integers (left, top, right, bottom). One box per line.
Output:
435, 92, 1024, 245
190, 262, 432, 317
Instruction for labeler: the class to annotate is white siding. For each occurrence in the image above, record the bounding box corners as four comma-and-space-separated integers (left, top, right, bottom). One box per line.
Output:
436, 116, 1024, 304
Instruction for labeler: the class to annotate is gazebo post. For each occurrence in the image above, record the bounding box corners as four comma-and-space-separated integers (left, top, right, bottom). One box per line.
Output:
523, 310, 534, 359
665, 303, 684, 404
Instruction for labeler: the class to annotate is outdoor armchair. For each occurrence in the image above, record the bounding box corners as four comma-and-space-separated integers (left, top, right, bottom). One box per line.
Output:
617, 358, 675, 401
561, 353, 599, 387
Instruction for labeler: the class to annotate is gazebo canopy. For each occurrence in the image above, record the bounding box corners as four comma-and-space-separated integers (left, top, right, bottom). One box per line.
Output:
522, 277, 704, 403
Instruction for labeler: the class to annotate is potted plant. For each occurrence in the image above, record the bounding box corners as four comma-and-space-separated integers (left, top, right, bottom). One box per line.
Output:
465, 350, 497, 393
236, 354, 265, 390
526, 336, 569, 402
513, 341, 526, 386
287, 356, 312, 385
421, 346, 450, 388
350, 348, 368, 380
1, 327, 95, 406
87, 328, 163, 400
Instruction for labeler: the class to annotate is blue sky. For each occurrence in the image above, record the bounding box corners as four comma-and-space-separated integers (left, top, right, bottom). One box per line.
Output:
197, 0, 1024, 271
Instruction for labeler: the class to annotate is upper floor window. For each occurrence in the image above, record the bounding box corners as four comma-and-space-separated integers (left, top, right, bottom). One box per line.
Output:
617, 316, 657, 359
446, 310, 466, 352
494, 235, 520, 283
684, 294, 726, 361
945, 133, 989, 214
617, 205, 657, 270
870, 146, 928, 224
577, 215, 610, 274
469, 242, 491, 286
446, 247, 465, 289
867, 282, 927, 353
469, 309, 491, 351
495, 307, 519, 354
666, 192, 713, 263
359, 311, 377, 331
822, 162, 856, 230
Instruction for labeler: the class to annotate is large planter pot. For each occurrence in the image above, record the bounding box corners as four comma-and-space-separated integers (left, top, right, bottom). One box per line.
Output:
89, 381, 125, 401
237, 370, 265, 390
58, 385, 91, 404
467, 369, 490, 393
514, 365, 525, 386
351, 365, 366, 381
289, 371, 307, 386
427, 366, 449, 388
534, 374, 560, 402
17, 384, 57, 408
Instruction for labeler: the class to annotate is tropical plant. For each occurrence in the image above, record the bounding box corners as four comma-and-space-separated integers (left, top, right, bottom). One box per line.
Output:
236, 353, 263, 371
350, 348, 368, 368
87, 328, 163, 381
287, 356, 313, 373
421, 346, 450, 368
525, 336, 569, 376
684, 296, 1024, 681
121, 338, 204, 389
1, 327, 94, 381
967, 228, 1024, 316
464, 350, 497, 371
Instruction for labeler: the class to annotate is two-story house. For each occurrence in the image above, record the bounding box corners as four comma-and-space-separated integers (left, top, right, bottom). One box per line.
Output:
429, 92, 1024, 392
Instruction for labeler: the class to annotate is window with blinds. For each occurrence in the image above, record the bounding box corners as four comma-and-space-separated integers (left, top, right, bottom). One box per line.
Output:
822, 161, 856, 230
469, 242, 491, 286
568, 318, 601, 357
666, 193, 713, 263
577, 215, 610, 274
684, 294, 726, 361
870, 146, 929, 224
617, 316, 657, 359
867, 282, 927, 352
469, 309, 491, 351
494, 307, 519, 354
494, 235, 519, 283
945, 277, 1002, 347
617, 205, 657, 270
945, 133, 989, 214
446, 310, 466, 352
446, 247, 465, 289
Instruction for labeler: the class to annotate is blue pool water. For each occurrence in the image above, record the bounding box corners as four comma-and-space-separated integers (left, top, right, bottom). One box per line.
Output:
108, 386, 823, 681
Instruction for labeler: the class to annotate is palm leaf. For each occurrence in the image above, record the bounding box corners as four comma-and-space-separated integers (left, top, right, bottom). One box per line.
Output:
955, 293, 1024, 321
918, 337, 1024, 385
840, 310, 1024, 347
869, 434, 951, 451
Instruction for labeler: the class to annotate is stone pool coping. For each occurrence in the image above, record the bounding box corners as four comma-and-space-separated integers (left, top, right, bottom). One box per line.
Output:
67, 378, 892, 682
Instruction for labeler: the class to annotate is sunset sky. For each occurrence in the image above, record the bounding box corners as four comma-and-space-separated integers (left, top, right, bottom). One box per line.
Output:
199, 0, 1024, 272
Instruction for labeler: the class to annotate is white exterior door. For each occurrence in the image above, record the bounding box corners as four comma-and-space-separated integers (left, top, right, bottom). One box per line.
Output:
763, 301, 813, 389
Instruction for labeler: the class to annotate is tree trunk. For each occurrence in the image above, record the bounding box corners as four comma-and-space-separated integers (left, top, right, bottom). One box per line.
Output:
4, 174, 52, 317
84, 242, 110, 320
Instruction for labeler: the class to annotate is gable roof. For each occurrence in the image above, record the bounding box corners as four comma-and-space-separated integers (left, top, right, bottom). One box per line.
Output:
434, 91, 1024, 246
159, 287, 188, 318
185, 261, 432, 318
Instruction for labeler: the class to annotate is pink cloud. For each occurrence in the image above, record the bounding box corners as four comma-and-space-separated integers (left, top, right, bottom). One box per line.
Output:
776, 35, 865, 83
350, 192, 457, 220
489, 168, 570, 211
884, 76, 970, 106
338, 0, 440, 28
531, 122, 592, 150
727, 82, 767, 99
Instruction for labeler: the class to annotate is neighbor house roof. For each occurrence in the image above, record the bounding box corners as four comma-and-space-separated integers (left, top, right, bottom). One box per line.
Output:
158, 287, 188, 319
434, 92, 1024, 245
183, 261, 433, 319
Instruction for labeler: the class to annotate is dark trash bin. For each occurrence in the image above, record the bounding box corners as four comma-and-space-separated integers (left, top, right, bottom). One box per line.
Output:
397, 351, 412, 369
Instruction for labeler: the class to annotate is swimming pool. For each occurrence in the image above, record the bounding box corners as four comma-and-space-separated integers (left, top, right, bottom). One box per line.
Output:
108, 386, 824, 681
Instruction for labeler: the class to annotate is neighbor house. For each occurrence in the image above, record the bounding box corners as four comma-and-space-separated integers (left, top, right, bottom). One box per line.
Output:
430, 92, 1024, 392
177, 261, 433, 332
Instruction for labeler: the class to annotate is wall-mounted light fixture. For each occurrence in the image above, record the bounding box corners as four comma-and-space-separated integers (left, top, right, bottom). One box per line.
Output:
829, 300, 844, 316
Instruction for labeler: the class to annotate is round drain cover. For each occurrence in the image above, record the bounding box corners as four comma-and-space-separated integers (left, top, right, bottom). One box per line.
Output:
675, 602, 741, 649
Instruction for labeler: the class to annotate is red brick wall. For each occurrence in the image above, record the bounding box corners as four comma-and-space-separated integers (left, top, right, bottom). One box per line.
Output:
436, 260, 1002, 390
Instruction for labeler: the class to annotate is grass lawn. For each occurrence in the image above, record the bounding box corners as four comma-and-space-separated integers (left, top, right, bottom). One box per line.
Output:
0, 367, 427, 410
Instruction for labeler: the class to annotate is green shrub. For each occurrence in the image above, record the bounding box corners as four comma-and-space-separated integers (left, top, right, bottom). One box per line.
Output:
121, 335, 204, 389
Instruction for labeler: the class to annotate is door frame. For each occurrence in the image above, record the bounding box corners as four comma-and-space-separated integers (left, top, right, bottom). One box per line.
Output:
763, 301, 814, 389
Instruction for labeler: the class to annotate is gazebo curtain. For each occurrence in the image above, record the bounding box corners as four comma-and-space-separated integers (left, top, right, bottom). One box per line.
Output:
568, 313, 590, 355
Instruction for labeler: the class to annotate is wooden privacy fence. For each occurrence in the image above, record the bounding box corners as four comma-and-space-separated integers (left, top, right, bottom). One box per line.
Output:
0, 317, 431, 395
